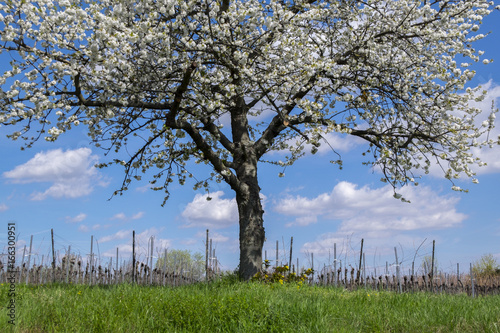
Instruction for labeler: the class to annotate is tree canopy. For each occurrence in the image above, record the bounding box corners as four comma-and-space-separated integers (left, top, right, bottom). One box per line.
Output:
1, 0, 498, 279
155, 249, 206, 280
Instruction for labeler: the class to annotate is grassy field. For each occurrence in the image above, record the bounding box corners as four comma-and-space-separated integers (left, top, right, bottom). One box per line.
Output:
1, 278, 499, 332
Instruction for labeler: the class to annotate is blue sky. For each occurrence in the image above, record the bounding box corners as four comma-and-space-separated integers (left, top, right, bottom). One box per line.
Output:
1, 8, 499, 277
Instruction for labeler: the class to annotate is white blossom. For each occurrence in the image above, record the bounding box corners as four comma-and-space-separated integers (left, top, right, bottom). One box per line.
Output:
0, 0, 497, 196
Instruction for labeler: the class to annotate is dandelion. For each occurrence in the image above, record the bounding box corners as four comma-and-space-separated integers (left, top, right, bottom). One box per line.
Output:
279, 279, 283, 285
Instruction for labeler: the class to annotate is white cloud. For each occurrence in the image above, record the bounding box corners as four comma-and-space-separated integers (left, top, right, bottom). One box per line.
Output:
110, 211, 144, 221
181, 191, 238, 229
275, 181, 466, 231
3, 148, 106, 200
65, 213, 87, 223
131, 212, 145, 220
78, 224, 89, 232
99, 229, 132, 243
194, 230, 230, 243
0, 203, 8, 212
101, 227, 172, 261
91, 223, 112, 231
275, 181, 467, 263
110, 213, 127, 220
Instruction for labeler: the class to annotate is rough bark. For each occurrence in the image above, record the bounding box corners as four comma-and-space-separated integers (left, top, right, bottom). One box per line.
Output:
230, 97, 265, 280
235, 159, 265, 281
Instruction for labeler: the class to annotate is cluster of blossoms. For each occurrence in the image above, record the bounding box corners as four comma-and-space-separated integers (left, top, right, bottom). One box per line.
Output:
252, 260, 314, 287
0, 0, 497, 188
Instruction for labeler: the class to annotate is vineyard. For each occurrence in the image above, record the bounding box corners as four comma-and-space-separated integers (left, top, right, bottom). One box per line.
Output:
1, 229, 499, 296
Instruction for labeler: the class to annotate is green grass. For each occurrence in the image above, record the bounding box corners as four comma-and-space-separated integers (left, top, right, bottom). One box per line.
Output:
1, 279, 499, 332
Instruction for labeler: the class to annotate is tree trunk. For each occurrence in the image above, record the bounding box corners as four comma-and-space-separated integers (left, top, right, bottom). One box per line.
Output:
235, 160, 265, 281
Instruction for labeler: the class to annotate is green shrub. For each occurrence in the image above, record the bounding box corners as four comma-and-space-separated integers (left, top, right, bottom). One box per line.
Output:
472, 254, 500, 278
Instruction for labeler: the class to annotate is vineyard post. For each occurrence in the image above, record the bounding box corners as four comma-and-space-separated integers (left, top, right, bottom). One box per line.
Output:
65, 245, 71, 284
90, 235, 94, 285
357, 238, 364, 284
363, 253, 366, 288
457, 263, 460, 281
275, 240, 279, 269
213, 248, 218, 277
149, 236, 154, 285
132, 231, 135, 284
470, 263, 475, 298
311, 253, 314, 284
116, 247, 119, 283
431, 240, 435, 293
209, 238, 213, 275
412, 261, 415, 291
394, 247, 401, 293
334, 243, 337, 287
26, 235, 33, 284
51, 229, 56, 283
289, 237, 293, 274
205, 229, 209, 282
19, 245, 26, 284
163, 249, 167, 286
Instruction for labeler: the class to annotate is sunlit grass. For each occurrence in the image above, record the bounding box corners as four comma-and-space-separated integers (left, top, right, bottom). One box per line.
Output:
0, 280, 499, 332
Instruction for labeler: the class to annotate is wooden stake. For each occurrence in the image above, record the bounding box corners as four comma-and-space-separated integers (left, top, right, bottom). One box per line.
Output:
150, 236, 154, 285
470, 263, 475, 298
90, 235, 94, 285
311, 252, 314, 284
357, 238, 364, 283
163, 248, 167, 286
394, 247, 401, 293
19, 245, 26, 283
431, 240, 435, 293
205, 229, 209, 281
132, 231, 135, 284
275, 240, 279, 269
26, 235, 33, 284
65, 245, 71, 284
334, 243, 337, 287
51, 229, 56, 283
